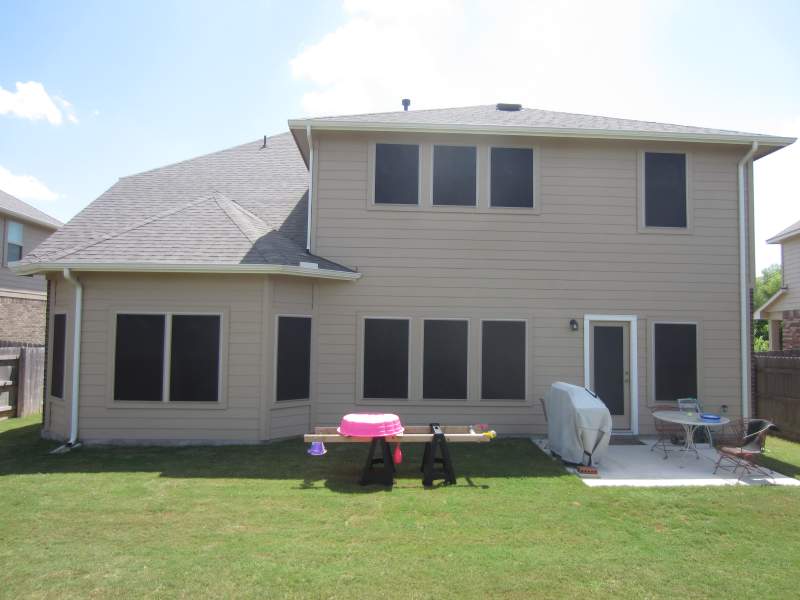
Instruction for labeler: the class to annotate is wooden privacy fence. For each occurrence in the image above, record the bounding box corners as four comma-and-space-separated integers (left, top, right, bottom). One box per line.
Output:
753, 351, 800, 442
0, 342, 45, 418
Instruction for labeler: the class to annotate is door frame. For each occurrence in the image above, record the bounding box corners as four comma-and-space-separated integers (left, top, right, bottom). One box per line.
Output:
583, 314, 639, 435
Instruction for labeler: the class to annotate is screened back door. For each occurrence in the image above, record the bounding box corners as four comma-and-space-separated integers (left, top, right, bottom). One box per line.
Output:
589, 321, 631, 430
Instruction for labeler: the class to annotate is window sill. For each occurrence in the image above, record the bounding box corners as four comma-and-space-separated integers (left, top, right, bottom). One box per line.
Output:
637, 225, 693, 235
356, 398, 532, 408
108, 401, 227, 410
271, 399, 311, 409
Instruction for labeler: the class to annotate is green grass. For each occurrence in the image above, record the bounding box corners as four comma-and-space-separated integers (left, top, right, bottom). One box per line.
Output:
1, 416, 799, 599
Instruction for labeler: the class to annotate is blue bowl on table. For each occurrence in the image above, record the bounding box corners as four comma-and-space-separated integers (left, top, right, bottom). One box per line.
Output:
700, 413, 721, 421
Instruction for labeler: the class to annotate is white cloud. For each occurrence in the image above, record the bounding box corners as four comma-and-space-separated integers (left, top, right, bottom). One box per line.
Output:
291, 1, 799, 270
0, 81, 77, 125
0, 165, 60, 201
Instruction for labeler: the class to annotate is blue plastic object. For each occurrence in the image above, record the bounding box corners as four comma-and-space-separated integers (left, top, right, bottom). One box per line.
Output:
700, 413, 721, 421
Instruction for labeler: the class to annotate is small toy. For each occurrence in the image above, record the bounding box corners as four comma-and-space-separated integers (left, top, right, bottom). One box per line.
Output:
307, 441, 327, 456
393, 444, 403, 464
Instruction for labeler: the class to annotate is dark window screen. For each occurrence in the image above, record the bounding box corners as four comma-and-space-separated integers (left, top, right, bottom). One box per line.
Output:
654, 323, 697, 401
363, 319, 409, 399
645, 152, 687, 227
482, 321, 526, 400
170, 315, 220, 402
375, 143, 419, 204
490, 147, 533, 208
276, 316, 312, 401
114, 314, 165, 401
423, 320, 468, 399
7, 243, 22, 262
51, 314, 66, 398
433, 145, 477, 206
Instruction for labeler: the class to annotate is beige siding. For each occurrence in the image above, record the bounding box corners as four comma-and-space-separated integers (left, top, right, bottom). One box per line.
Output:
769, 239, 800, 313
311, 132, 745, 434
0, 214, 53, 295
44, 274, 75, 440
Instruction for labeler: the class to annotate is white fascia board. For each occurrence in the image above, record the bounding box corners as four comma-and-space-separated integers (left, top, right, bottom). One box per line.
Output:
288, 119, 796, 149
767, 229, 800, 245
11, 261, 361, 281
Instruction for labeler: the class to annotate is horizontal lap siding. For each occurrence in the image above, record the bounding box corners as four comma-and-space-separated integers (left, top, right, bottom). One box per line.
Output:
313, 133, 743, 434
771, 240, 800, 313
75, 273, 264, 442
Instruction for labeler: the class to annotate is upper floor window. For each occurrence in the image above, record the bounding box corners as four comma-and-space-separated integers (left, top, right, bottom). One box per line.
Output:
490, 147, 534, 208
375, 143, 419, 205
6, 221, 23, 262
433, 145, 477, 206
644, 152, 687, 228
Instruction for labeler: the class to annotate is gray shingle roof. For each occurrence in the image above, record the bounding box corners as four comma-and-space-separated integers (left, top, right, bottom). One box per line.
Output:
0, 189, 62, 229
19, 132, 354, 274
767, 218, 800, 244
297, 104, 792, 143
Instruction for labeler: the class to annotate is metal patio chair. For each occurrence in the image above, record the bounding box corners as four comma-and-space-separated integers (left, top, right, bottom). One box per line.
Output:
713, 418, 775, 479
650, 404, 684, 458
677, 397, 715, 446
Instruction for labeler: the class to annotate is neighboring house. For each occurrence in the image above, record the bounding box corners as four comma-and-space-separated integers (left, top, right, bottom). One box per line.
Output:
13, 104, 795, 444
754, 219, 800, 350
0, 189, 62, 344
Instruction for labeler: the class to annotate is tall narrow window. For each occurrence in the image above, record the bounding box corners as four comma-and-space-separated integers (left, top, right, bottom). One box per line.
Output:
654, 323, 697, 401
363, 318, 409, 399
276, 316, 312, 401
114, 314, 165, 401
490, 148, 534, 208
644, 152, 687, 227
374, 143, 419, 205
170, 315, 220, 402
423, 320, 468, 399
6, 221, 23, 262
50, 314, 66, 398
481, 320, 526, 400
433, 145, 477, 206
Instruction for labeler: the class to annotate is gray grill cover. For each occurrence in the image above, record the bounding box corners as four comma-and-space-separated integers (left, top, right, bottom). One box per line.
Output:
544, 382, 612, 465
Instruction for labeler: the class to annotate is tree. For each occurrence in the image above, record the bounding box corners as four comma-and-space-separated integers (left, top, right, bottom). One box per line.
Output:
753, 263, 782, 351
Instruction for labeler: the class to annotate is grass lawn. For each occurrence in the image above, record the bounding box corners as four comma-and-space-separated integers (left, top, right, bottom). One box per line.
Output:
1, 416, 799, 599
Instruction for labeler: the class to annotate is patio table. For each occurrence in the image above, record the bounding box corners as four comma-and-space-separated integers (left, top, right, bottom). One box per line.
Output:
652, 411, 730, 460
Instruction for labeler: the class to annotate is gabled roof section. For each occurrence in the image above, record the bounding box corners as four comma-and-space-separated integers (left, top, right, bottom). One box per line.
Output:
754, 288, 788, 319
767, 218, 800, 244
289, 104, 794, 161
15, 133, 357, 279
0, 189, 62, 230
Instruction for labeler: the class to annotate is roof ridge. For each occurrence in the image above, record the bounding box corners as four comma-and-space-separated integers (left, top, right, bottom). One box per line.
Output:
214, 195, 271, 244
33, 195, 219, 264
306, 104, 493, 121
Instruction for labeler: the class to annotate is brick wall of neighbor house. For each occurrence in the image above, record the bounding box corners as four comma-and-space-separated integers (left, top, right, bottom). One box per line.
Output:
0, 296, 46, 344
782, 310, 800, 350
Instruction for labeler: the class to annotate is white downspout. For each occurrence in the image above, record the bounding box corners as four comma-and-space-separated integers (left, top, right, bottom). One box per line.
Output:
59, 268, 83, 450
306, 125, 313, 252
738, 142, 758, 420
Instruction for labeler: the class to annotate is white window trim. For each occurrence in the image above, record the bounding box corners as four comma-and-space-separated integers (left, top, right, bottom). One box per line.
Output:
357, 316, 412, 402
649, 319, 702, 406
637, 150, 693, 234
48, 312, 67, 402
583, 314, 639, 434
421, 318, 470, 401
273, 313, 313, 405
487, 145, 540, 213
109, 310, 226, 408
430, 143, 479, 209
479, 318, 529, 402
367, 141, 423, 209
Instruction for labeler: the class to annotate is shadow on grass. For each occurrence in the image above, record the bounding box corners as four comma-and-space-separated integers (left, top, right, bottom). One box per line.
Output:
0, 421, 569, 491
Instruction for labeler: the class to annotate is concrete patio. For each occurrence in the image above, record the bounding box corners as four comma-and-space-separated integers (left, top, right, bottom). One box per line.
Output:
531, 437, 800, 487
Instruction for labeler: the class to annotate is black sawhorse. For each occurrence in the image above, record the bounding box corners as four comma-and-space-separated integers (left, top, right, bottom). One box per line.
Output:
421, 423, 456, 486
360, 437, 395, 485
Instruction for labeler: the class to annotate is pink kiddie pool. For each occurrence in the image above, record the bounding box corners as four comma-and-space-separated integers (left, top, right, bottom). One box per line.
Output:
338, 413, 404, 437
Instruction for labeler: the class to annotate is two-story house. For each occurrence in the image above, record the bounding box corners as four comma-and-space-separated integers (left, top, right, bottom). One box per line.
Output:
14, 104, 794, 445
754, 219, 800, 349
0, 189, 62, 344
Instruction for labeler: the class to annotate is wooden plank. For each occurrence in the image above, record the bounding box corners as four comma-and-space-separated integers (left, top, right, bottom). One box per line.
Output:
304, 425, 493, 443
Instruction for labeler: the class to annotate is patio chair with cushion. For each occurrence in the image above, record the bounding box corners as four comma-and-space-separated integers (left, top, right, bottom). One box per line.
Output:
650, 404, 684, 459
713, 418, 775, 478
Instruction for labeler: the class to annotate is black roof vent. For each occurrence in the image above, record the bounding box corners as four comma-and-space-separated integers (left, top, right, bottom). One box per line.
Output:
496, 103, 522, 112
402, 98, 411, 111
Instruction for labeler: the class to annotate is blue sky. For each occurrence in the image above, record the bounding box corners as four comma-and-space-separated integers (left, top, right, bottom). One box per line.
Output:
1, 0, 798, 269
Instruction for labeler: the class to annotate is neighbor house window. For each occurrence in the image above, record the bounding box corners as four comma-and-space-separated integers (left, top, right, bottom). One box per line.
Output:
423, 319, 468, 399
276, 316, 312, 401
433, 145, 477, 206
6, 221, 23, 262
114, 313, 221, 402
481, 320, 526, 400
490, 147, 534, 208
50, 314, 66, 399
644, 152, 687, 227
374, 143, 419, 205
363, 318, 409, 399
653, 323, 697, 401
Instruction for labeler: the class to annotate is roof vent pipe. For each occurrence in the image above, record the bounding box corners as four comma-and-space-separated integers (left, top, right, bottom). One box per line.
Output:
402, 98, 410, 111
